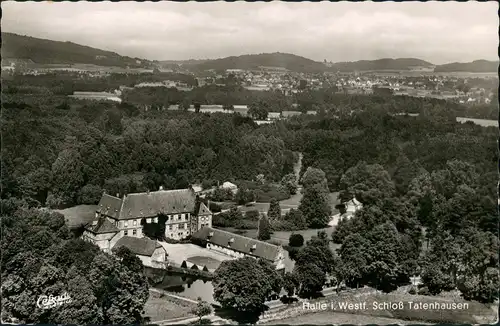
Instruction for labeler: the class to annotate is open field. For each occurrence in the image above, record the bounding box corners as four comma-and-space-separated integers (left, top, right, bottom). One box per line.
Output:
263, 289, 497, 325
264, 311, 432, 325
143, 291, 194, 322
54, 204, 97, 228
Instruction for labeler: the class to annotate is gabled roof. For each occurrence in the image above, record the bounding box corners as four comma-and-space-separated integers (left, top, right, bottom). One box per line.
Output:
97, 194, 123, 219
192, 227, 280, 262
119, 189, 196, 220
221, 181, 237, 189
344, 197, 362, 206
113, 236, 164, 257
85, 217, 119, 234
198, 202, 211, 215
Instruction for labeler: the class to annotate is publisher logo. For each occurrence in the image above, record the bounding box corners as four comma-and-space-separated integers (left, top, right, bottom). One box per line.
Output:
36, 292, 72, 309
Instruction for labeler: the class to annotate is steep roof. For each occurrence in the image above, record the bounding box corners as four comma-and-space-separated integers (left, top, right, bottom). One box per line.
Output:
198, 202, 211, 216
85, 217, 120, 234
97, 194, 123, 219
113, 236, 163, 256
192, 227, 280, 262
119, 189, 196, 220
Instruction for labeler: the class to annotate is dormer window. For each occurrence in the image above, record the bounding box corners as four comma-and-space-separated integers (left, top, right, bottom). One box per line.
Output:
92, 220, 98, 226
229, 238, 234, 245
208, 232, 214, 237
251, 244, 257, 251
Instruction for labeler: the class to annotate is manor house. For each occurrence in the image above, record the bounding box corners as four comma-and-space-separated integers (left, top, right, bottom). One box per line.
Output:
82, 187, 212, 253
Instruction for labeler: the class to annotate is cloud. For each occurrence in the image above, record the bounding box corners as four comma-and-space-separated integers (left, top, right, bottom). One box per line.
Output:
1, 0, 498, 64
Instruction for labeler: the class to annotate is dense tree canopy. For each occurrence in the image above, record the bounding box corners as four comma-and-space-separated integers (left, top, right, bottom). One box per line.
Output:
0, 203, 149, 324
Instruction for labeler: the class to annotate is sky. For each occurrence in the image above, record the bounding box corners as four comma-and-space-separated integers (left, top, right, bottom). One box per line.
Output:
2, 1, 498, 64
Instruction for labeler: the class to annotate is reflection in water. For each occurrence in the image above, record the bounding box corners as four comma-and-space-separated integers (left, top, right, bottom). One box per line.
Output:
145, 267, 216, 304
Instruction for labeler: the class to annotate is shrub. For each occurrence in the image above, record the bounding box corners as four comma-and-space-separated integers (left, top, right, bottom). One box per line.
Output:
418, 286, 430, 295
408, 286, 417, 295
244, 210, 260, 221
181, 261, 188, 268
191, 264, 199, 270
202, 266, 209, 272
208, 202, 221, 213
289, 234, 305, 247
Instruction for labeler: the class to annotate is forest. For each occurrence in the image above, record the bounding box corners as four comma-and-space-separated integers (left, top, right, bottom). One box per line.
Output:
1, 76, 498, 314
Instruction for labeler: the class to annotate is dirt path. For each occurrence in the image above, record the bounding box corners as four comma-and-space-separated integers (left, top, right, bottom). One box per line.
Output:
294, 152, 303, 185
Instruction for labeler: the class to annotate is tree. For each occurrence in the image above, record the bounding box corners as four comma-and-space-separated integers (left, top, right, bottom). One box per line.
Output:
364, 222, 408, 292
267, 198, 281, 221
301, 167, 329, 195
234, 188, 255, 205
338, 233, 371, 288
283, 208, 307, 230
51, 148, 85, 206
258, 214, 272, 241
212, 257, 280, 314
248, 102, 268, 120
289, 234, 304, 247
283, 272, 299, 297
299, 184, 331, 228
191, 297, 212, 323
281, 173, 298, 195
194, 102, 201, 113
339, 162, 395, 205
77, 184, 103, 205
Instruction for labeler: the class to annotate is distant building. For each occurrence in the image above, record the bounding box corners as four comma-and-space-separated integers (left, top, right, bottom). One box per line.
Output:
281, 111, 302, 119
192, 227, 285, 271
268, 112, 281, 120
69, 91, 122, 103
221, 181, 238, 194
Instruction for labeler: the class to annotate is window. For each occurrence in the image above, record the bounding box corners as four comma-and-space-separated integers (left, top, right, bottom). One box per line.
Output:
167, 225, 171, 230
133, 220, 137, 226
179, 224, 185, 230
125, 230, 128, 236
124, 221, 128, 227
133, 229, 137, 236
147, 218, 152, 223
154, 217, 158, 223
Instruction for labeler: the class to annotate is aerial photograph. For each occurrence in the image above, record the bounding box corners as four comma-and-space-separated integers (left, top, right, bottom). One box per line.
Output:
1, 1, 498, 325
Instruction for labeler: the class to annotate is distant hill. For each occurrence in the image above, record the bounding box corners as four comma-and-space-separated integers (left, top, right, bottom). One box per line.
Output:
190, 52, 327, 73
1, 32, 152, 68
328, 58, 435, 72
434, 60, 498, 73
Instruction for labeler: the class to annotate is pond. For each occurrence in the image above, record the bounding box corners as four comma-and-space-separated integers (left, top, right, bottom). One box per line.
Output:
145, 267, 216, 304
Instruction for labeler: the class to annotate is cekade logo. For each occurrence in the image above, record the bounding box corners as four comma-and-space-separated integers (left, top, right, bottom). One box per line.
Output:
36, 292, 72, 309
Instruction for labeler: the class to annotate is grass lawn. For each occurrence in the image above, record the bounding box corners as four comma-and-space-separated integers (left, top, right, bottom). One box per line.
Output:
54, 204, 97, 228
186, 256, 222, 270
264, 311, 432, 325
143, 291, 194, 322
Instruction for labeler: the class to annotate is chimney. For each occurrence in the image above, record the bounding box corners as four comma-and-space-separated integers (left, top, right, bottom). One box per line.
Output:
159, 186, 163, 191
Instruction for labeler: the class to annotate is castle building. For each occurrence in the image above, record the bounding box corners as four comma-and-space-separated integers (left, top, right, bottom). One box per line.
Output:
82, 187, 212, 253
